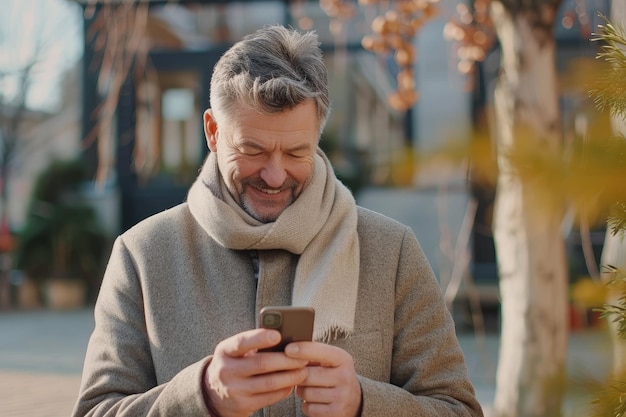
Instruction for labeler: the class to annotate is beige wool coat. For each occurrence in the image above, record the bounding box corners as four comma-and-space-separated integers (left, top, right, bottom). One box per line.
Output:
72, 203, 483, 417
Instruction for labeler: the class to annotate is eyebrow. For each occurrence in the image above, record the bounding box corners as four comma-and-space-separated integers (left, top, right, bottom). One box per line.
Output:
285, 143, 314, 153
239, 139, 314, 153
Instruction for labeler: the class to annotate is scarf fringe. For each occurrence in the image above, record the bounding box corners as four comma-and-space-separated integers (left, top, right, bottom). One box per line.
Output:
317, 326, 354, 344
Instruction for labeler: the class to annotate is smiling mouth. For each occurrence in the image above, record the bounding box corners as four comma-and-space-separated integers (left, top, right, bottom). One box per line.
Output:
247, 185, 290, 201
257, 187, 282, 195
243, 177, 298, 200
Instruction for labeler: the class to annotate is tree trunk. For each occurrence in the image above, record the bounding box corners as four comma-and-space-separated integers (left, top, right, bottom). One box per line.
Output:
490, 2, 568, 416
0, 158, 10, 310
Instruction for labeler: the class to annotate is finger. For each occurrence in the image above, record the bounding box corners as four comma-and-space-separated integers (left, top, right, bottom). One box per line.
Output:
298, 364, 336, 387
250, 386, 294, 408
250, 366, 309, 393
284, 342, 345, 367
205, 359, 308, 414
245, 351, 309, 377
297, 385, 361, 417
229, 368, 307, 409
301, 400, 343, 417
296, 385, 334, 403
218, 329, 281, 358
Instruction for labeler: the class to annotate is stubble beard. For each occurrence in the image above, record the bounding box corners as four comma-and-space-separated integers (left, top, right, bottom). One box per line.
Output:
240, 179, 298, 223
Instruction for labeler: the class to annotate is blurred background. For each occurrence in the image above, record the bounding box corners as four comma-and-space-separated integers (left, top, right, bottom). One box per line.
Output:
0, 0, 621, 416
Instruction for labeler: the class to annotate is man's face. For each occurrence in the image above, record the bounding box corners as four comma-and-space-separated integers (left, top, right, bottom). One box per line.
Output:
204, 101, 319, 223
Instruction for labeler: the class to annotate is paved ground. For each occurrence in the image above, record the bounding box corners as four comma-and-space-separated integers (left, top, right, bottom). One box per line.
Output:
460, 324, 613, 417
0, 309, 92, 417
0, 307, 613, 417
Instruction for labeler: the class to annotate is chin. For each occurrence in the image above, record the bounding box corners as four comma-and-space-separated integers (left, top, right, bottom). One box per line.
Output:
252, 212, 281, 223
243, 203, 284, 223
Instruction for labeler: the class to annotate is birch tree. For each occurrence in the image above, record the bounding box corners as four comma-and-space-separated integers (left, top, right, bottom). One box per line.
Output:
354, 0, 568, 414
489, 2, 568, 416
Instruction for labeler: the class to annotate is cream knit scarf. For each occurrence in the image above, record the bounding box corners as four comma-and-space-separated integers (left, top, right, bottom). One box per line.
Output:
187, 149, 360, 342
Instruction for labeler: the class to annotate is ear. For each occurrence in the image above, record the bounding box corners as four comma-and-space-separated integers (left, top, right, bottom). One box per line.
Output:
203, 109, 218, 152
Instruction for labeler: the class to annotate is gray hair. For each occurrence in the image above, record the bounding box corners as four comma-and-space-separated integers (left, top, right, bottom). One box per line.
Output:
209, 25, 331, 133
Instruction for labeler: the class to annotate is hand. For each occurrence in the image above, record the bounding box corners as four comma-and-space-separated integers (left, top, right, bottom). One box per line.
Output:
204, 329, 310, 417
284, 342, 362, 417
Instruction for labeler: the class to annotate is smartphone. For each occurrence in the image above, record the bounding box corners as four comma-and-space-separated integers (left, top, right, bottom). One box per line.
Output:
258, 306, 315, 352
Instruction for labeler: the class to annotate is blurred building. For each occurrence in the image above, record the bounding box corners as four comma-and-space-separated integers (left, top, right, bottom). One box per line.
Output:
4, 0, 605, 315
6, 64, 82, 229
75, 0, 410, 234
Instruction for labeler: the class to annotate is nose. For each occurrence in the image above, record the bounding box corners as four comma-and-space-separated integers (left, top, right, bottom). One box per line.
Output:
260, 156, 287, 188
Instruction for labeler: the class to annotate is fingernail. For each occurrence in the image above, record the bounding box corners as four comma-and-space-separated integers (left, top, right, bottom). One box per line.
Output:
285, 344, 299, 354
269, 330, 281, 343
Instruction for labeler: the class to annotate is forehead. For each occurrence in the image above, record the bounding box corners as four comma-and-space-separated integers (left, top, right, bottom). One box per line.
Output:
224, 101, 319, 137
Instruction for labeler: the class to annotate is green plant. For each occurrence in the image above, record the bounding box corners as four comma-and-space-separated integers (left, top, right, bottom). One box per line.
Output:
586, 15, 626, 417
590, 264, 626, 417
13, 159, 107, 284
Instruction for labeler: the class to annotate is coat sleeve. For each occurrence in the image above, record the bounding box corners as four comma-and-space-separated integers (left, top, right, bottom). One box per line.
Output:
359, 228, 484, 417
71, 237, 211, 417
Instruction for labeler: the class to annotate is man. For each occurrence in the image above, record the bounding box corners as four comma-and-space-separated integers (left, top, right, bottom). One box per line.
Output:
73, 25, 483, 417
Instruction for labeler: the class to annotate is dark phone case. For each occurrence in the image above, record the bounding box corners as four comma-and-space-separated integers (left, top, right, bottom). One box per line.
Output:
259, 306, 315, 352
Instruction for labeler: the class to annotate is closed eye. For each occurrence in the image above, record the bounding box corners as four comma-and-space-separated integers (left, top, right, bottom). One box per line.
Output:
238, 144, 264, 156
